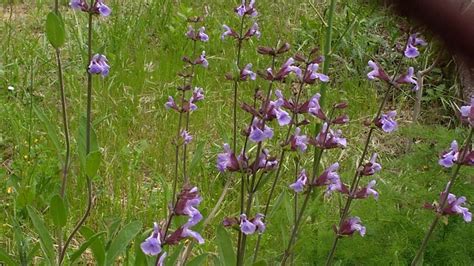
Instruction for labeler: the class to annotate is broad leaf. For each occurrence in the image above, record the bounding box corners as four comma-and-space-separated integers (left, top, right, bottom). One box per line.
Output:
50, 194, 67, 228
86, 151, 102, 177
46, 12, 66, 48
69, 231, 106, 264
187, 253, 208, 266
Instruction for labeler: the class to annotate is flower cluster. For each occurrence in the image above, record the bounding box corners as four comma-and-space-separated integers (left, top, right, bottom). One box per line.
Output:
141, 186, 205, 259
88, 54, 110, 77
70, 0, 111, 16
438, 140, 474, 168
337, 217, 366, 237
186, 26, 209, 42
223, 213, 266, 236
460, 97, 474, 126
404, 33, 427, 58
165, 87, 205, 113
425, 190, 472, 223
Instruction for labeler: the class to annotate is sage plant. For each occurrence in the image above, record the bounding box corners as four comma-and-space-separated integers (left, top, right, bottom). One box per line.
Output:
141, 17, 209, 264
411, 99, 473, 265
58, 1, 111, 264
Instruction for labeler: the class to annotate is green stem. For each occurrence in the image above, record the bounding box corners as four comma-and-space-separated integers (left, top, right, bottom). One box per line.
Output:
411, 128, 473, 265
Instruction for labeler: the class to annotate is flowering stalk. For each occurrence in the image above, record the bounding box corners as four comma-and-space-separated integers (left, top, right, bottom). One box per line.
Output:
59, 1, 111, 263
411, 127, 473, 265
323, 66, 404, 266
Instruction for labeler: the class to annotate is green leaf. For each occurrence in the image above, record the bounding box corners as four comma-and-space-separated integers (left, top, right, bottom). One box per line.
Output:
46, 12, 66, 48
105, 221, 142, 265
166, 243, 184, 266
26, 206, 55, 265
189, 141, 205, 175
86, 151, 102, 177
252, 260, 268, 266
49, 194, 67, 228
69, 231, 106, 264
78, 116, 99, 173
216, 225, 236, 266
81, 226, 106, 266
187, 253, 208, 266
133, 232, 148, 266
34, 106, 61, 157
0, 247, 17, 266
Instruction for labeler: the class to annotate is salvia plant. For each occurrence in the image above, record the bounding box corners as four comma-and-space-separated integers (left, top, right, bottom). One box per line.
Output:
2, 0, 473, 265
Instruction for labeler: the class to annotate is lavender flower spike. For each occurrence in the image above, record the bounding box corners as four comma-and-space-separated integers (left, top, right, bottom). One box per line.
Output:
182, 227, 205, 244
244, 22, 261, 39
195, 51, 209, 68
438, 140, 459, 168
240, 214, 256, 235
289, 169, 308, 193
70, 0, 87, 11
289, 127, 308, 152
355, 180, 379, 200
198, 27, 209, 42
460, 97, 474, 126
375, 111, 398, 133
141, 223, 162, 256
216, 143, 240, 172
88, 54, 110, 77
221, 25, 238, 40
249, 118, 274, 143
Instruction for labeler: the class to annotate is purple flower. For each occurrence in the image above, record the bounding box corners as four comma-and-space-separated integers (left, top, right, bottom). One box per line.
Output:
314, 163, 346, 197
141, 223, 162, 256
235, 0, 257, 17
339, 217, 366, 237
313, 123, 347, 149
375, 111, 397, 133
186, 26, 209, 42
165, 96, 179, 111
404, 33, 427, 58
180, 130, 193, 144
217, 143, 240, 172
249, 118, 274, 142
194, 51, 208, 68
251, 149, 278, 172
252, 213, 266, 234
273, 58, 302, 80
70, 0, 88, 11
88, 54, 110, 77
244, 22, 261, 39
361, 153, 382, 176
396, 67, 419, 91
190, 87, 205, 103
439, 140, 459, 168
157, 252, 166, 266
221, 25, 238, 40
289, 169, 308, 193
94, 0, 111, 16
442, 193, 472, 222
181, 227, 205, 244
240, 63, 256, 81
460, 97, 474, 126
240, 214, 256, 235
303, 63, 329, 84
289, 127, 308, 152
308, 93, 327, 120
354, 180, 379, 200
367, 60, 389, 82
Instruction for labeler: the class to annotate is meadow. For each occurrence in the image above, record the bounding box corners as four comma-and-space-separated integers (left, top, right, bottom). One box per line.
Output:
0, 0, 473, 265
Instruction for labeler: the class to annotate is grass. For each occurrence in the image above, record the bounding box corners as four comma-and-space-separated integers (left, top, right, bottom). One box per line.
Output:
1, 0, 473, 265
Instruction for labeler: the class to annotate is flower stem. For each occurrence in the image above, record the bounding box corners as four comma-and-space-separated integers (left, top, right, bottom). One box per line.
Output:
252, 65, 310, 263
324, 60, 405, 266
59, 4, 95, 263
411, 128, 473, 266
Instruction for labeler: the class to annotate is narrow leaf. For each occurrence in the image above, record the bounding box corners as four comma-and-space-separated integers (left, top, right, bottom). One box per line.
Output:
105, 221, 142, 265
26, 206, 55, 265
187, 253, 208, 266
80, 226, 106, 266
69, 231, 106, 264
216, 225, 236, 266
0, 248, 17, 266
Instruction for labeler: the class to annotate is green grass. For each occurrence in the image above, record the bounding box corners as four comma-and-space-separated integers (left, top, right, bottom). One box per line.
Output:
1, 0, 473, 265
